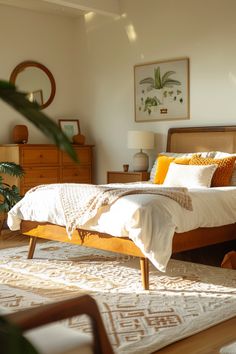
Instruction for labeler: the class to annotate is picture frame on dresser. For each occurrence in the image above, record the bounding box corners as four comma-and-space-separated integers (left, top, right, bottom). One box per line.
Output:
59, 119, 80, 142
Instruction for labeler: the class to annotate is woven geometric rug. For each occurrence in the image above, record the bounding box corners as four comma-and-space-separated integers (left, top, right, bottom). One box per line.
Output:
0, 241, 236, 354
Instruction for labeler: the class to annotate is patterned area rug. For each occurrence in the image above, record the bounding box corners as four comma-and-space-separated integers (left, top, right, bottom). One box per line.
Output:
0, 241, 236, 353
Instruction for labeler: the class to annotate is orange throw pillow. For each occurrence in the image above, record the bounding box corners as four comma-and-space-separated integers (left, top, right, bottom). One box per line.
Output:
153, 156, 190, 184
189, 155, 236, 187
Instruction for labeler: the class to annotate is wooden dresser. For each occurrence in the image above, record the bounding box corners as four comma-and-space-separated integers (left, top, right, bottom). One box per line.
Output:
0, 144, 94, 195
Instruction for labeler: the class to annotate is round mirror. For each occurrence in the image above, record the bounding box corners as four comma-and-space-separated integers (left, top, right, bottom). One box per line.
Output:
10, 61, 56, 109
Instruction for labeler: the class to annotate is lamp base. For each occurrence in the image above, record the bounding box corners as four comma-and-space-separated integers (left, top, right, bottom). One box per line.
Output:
133, 151, 149, 171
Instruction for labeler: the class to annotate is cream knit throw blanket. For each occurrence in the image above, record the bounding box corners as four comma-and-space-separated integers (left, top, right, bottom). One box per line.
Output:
29, 184, 192, 238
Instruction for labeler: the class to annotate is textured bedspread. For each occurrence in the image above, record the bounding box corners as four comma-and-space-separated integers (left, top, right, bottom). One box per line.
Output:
57, 184, 192, 237
7, 183, 236, 271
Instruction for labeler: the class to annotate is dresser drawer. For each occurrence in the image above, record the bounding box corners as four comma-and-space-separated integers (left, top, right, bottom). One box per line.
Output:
61, 166, 91, 183
62, 147, 91, 165
0, 144, 94, 196
23, 167, 60, 185
21, 148, 59, 165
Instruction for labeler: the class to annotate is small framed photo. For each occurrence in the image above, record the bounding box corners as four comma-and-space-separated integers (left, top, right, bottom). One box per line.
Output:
59, 119, 80, 142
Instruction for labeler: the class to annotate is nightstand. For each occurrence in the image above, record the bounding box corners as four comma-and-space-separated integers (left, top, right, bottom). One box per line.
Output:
107, 171, 150, 183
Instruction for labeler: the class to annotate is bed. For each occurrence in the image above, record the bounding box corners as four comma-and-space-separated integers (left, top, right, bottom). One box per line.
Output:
7, 125, 236, 290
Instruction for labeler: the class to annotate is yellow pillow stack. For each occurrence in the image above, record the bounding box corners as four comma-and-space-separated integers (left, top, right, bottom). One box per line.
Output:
189, 155, 236, 187
153, 155, 190, 184
153, 156, 174, 184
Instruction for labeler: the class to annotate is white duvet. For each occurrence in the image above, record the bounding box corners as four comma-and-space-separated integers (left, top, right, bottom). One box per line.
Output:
7, 183, 236, 271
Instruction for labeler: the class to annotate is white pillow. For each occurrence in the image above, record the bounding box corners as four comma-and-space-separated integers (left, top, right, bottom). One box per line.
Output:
149, 152, 195, 182
163, 163, 218, 188
149, 151, 216, 183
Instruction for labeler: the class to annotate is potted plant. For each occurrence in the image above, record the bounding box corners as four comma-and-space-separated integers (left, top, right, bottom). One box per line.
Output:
0, 81, 77, 353
0, 162, 24, 231
0, 80, 78, 231
0, 80, 77, 161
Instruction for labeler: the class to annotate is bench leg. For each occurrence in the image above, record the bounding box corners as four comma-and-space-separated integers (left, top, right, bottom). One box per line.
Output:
140, 257, 149, 290
27, 236, 37, 259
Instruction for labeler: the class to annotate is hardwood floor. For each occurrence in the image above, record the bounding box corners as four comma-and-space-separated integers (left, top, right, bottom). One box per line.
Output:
0, 228, 45, 249
154, 317, 236, 354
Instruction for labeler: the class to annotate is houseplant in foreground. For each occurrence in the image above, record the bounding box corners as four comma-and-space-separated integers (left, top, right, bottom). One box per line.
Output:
0, 80, 78, 232
0, 80, 77, 353
0, 162, 24, 231
0, 80, 77, 161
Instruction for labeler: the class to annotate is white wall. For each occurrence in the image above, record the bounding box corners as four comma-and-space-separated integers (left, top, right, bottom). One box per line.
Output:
75, 0, 236, 183
2, 1, 236, 184
0, 4, 78, 143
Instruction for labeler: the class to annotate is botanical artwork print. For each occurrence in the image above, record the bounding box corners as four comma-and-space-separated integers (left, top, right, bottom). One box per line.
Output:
134, 58, 189, 122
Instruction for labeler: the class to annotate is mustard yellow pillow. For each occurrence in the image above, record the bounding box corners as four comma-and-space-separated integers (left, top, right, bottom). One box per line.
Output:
174, 157, 191, 165
153, 156, 190, 184
154, 156, 175, 184
189, 155, 236, 187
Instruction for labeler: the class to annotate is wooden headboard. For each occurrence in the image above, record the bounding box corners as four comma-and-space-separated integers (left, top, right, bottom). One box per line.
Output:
167, 126, 236, 153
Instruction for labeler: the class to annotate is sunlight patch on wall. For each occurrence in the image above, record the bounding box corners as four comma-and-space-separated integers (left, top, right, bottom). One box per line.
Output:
84, 11, 95, 22
114, 12, 126, 21
229, 72, 236, 86
125, 24, 137, 42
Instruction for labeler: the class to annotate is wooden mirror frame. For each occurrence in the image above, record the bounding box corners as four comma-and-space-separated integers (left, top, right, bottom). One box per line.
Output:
10, 60, 56, 109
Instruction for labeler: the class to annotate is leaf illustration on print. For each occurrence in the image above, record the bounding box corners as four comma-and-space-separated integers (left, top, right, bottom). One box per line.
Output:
139, 67, 181, 90
139, 67, 181, 112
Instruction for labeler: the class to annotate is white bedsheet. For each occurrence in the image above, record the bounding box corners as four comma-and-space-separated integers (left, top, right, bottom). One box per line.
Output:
7, 183, 236, 272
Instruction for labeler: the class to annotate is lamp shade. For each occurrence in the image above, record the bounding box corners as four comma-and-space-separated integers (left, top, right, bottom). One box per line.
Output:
127, 130, 154, 150
128, 130, 154, 171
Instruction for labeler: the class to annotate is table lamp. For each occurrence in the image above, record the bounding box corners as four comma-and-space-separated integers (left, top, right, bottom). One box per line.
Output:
128, 130, 154, 171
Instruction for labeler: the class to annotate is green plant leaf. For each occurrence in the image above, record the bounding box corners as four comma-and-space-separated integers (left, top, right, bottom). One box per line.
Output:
0, 185, 21, 211
139, 77, 154, 86
161, 71, 176, 85
0, 162, 24, 177
154, 67, 162, 89
0, 201, 9, 212
0, 80, 78, 163
0, 315, 38, 354
162, 79, 181, 87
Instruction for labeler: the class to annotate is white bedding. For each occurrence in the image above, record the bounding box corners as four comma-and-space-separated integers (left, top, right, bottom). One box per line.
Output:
7, 183, 236, 272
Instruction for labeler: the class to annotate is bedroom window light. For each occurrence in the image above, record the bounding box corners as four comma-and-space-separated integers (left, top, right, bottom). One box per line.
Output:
128, 130, 154, 171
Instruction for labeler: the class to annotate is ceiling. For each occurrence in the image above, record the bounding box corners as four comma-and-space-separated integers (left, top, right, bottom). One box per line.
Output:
0, 0, 120, 17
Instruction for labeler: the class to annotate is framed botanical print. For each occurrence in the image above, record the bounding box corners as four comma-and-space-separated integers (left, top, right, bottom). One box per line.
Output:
134, 58, 189, 122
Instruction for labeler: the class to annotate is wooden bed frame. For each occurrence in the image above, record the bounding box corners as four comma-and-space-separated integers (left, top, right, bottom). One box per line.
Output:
22, 125, 236, 290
